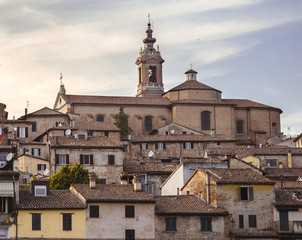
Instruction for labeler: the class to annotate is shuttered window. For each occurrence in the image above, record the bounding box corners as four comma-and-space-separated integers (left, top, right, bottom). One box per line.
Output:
125, 205, 135, 218
32, 213, 41, 231
108, 155, 115, 165
89, 205, 99, 218
239, 187, 253, 201
165, 217, 177, 232
125, 229, 135, 240
62, 213, 72, 231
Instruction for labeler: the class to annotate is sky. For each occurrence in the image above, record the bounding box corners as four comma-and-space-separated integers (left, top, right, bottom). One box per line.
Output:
0, 0, 301, 137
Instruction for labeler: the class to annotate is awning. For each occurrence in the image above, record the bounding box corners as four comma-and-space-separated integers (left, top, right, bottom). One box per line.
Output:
0, 182, 14, 197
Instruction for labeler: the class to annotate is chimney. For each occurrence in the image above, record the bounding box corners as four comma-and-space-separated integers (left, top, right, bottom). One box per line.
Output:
287, 151, 292, 168
89, 172, 97, 189
133, 173, 142, 192
25, 108, 28, 115
177, 188, 180, 199
187, 190, 190, 195
120, 171, 128, 185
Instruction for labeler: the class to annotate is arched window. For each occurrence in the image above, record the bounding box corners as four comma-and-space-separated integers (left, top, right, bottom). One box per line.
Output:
236, 120, 244, 135
201, 111, 211, 130
96, 115, 104, 122
272, 122, 277, 135
144, 116, 152, 132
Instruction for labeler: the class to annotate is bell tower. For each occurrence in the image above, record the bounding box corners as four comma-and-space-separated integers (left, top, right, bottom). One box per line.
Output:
136, 17, 164, 97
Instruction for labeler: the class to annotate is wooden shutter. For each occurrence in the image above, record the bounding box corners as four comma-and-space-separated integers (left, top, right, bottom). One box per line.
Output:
140, 144, 142, 150
249, 187, 254, 200
17, 127, 20, 137
146, 143, 148, 149
55, 154, 59, 164
125, 206, 135, 218
25, 127, 28, 137
183, 143, 186, 149
38, 149, 41, 156
80, 154, 83, 165
90, 155, 93, 165
238, 187, 241, 200
66, 154, 69, 164
155, 143, 158, 149
31, 149, 34, 155
163, 143, 166, 149
191, 142, 194, 149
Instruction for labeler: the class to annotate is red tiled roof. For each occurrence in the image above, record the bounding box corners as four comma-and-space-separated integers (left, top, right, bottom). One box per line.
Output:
71, 184, 155, 203
64, 94, 171, 106
19, 190, 86, 209
166, 80, 221, 93
155, 195, 228, 215
49, 136, 122, 148
275, 189, 302, 207
200, 168, 275, 185
223, 99, 282, 112
75, 122, 120, 131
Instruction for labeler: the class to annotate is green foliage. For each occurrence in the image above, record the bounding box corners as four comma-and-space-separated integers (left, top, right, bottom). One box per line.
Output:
113, 106, 133, 137
49, 164, 90, 190
20, 175, 38, 190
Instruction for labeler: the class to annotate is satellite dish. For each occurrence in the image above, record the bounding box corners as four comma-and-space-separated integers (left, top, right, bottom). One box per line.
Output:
65, 129, 71, 136
170, 129, 175, 135
43, 169, 49, 175
0, 161, 7, 168
6, 153, 14, 161
148, 150, 154, 158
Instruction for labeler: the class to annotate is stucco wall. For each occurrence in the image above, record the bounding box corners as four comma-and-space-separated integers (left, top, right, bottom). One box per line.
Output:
15, 209, 86, 239
86, 202, 155, 239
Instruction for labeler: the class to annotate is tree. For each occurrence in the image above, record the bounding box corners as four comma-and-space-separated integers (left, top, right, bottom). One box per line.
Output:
49, 164, 90, 189
113, 106, 133, 137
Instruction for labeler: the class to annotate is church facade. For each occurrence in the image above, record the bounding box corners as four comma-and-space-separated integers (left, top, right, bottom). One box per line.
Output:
53, 20, 282, 147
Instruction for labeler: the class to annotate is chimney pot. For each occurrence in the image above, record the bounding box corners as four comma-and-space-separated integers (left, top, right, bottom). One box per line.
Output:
89, 172, 97, 189
133, 173, 142, 192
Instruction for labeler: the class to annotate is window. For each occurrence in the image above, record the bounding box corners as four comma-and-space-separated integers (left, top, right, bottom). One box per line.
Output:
144, 116, 152, 132
99, 178, 106, 184
32, 148, 41, 156
140, 143, 148, 150
236, 120, 244, 135
80, 154, 93, 165
62, 213, 72, 231
165, 217, 177, 232
17, 127, 28, 138
89, 205, 99, 218
155, 143, 166, 150
35, 186, 47, 196
104, 131, 109, 137
125, 205, 135, 218
0, 197, 13, 213
164, 131, 169, 135
183, 142, 194, 149
123, 145, 128, 152
32, 213, 41, 231
239, 187, 254, 201
37, 164, 46, 171
201, 111, 211, 130
32, 123, 37, 132
249, 215, 257, 228
96, 115, 104, 122
125, 229, 135, 240
182, 131, 187, 134
201, 217, 212, 232
272, 122, 277, 135
108, 155, 115, 165
55, 154, 69, 165
266, 159, 277, 167
78, 134, 86, 140
88, 130, 94, 137
239, 215, 244, 229
148, 66, 157, 83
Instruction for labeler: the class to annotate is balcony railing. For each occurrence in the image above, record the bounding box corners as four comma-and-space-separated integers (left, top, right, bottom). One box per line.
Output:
274, 221, 302, 234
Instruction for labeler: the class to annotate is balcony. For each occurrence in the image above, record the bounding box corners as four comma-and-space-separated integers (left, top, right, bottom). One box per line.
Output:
274, 221, 302, 234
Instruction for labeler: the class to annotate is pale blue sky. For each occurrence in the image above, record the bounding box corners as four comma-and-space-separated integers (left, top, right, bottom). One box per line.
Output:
0, 0, 301, 136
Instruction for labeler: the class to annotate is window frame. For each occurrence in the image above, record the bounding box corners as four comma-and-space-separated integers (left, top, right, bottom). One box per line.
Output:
62, 213, 72, 231
248, 215, 257, 228
125, 205, 135, 218
239, 215, 244, 229
37, 164, 46, 171
32, 213, 41, 231
236, 120, 244, 135
89, 205, 99, 218
108, 155, 115, 165
35, 186, 47, 197
239, 186, 254, 201
96, 115, 104, 122
201, 217, 212, 232
165, 216, 177, 232
201, 111, 211, 130
125, 229, 135, 240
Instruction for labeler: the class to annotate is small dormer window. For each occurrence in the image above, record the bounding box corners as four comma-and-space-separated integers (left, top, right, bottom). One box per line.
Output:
78, 134, 86, 140
35, 186, 47, 196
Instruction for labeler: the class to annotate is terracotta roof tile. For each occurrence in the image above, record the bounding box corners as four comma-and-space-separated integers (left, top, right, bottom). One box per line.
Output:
166, 80, 221, 93
155, 195, 228, 215
223, 99, 282, 112
264, 168, 302, 178
123, 159, 178, 174
64, 94, 171, 106
131, 134, 234, 143
275, 189, 302, 207
274, 180, 302, 189
75, 122, 120, 131
19, 190, 86, 209
71, 184, 155, 203
49, 136, 122, 148
200, 168, 274, 185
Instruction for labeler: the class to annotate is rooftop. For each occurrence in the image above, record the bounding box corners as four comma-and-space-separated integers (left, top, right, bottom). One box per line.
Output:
275, 189, 302, 207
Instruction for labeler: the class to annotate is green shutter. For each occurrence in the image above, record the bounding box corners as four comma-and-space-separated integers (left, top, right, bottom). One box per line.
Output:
249, 187, 254, 200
